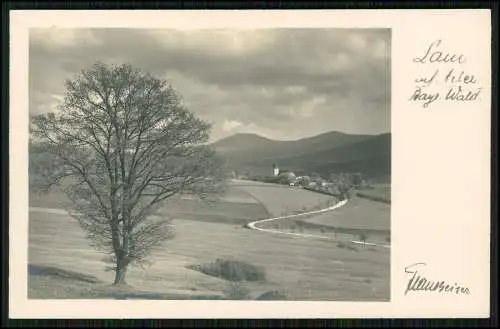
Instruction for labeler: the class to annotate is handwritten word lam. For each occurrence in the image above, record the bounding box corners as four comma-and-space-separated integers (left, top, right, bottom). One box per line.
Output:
413, 39, 466, 64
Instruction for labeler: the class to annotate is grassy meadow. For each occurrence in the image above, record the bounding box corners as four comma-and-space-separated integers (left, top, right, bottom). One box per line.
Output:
28, 179, 390, 301
230, 180, 335, 216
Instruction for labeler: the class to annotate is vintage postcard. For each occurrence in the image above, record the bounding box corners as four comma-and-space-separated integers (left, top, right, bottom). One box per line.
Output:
9, 10, 491, 318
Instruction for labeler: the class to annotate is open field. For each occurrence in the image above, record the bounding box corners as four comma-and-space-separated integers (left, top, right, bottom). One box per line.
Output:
233, 181, 390, 245
230, 180, 336, 216
29, 183, 263, 207
29, 179, 337, 226
300, 197, 389, 230
248, 202, 390, 245
29, 209, 390, 300
30, 184, 271, 226
28, 179, 390, 300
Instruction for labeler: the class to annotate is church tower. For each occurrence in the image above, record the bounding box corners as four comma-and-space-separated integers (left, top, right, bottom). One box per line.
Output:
273, 164, 280, 177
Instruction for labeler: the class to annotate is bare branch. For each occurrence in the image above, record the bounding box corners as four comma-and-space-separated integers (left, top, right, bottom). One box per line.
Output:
29, 62, 226, 284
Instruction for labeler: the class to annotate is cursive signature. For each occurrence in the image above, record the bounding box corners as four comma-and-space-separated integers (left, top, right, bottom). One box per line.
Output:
404, 263, 471, 295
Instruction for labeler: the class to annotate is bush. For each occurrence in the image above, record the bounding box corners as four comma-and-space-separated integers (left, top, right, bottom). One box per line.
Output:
250, 175, 280, 184
190, 258, 266, 282
337, 242, 358, 252
223, 280, 250, 300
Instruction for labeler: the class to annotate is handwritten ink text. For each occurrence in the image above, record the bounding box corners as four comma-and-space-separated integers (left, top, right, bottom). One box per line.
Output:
404, 263, 471, 295
413, 39, 466, 64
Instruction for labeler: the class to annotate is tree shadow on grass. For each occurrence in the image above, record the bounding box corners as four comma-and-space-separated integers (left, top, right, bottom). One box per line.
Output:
29, 264, 225, 300
28, 264, 102, 284
28, 264, 228, 300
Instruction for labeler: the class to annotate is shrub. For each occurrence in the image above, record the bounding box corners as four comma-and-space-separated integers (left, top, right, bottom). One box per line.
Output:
337, 242, 358, 252
190, 258, 266, 282
223, 280, 250, 300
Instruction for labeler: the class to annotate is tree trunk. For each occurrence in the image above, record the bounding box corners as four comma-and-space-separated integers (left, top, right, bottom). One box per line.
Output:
114, 265, 128, 285
113, 247, 129, 285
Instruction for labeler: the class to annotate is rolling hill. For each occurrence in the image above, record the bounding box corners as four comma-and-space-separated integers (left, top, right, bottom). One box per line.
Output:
212, 131, 391, 182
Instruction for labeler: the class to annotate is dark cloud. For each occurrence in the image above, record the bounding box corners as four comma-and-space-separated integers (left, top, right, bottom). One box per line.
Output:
29, 28, 391, 141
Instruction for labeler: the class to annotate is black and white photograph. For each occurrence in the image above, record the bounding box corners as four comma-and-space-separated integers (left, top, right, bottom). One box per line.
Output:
26, 28, 392, 301
7, 8, 494, 320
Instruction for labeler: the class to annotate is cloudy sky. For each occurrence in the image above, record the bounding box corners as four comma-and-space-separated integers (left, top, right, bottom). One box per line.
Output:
30, 28, 391, 142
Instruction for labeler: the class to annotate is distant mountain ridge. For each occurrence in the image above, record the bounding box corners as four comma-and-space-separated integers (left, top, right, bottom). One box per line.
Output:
212, 131, 391, 183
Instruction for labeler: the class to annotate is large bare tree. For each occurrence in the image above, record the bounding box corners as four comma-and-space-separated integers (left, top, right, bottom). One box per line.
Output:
30, 62, 226, 284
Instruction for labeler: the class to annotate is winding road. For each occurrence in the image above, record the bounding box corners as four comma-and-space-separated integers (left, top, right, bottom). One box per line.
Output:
29, 186, 390, 249
246, 198, 391, 249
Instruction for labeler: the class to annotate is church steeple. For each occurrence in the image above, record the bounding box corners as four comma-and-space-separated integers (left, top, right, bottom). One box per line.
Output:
273, 164, 279, 177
